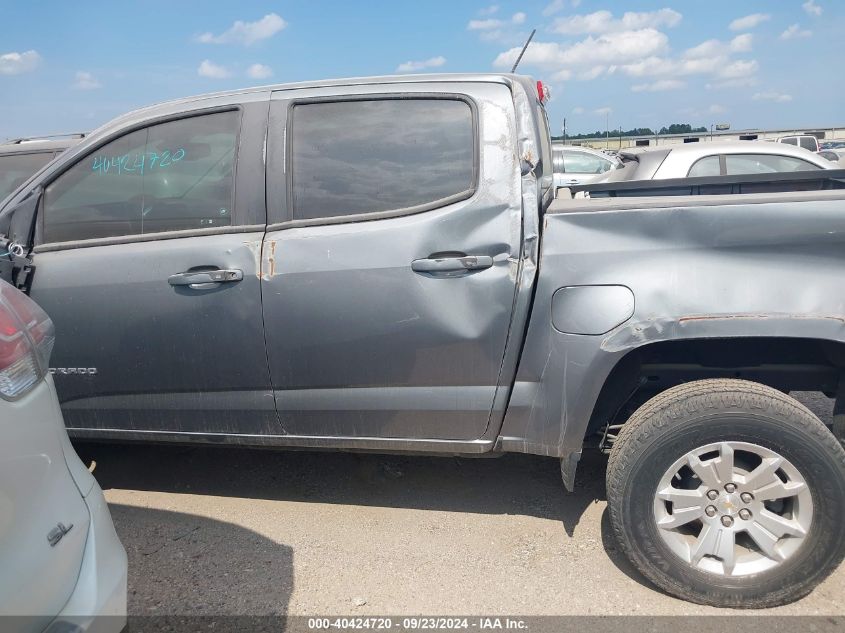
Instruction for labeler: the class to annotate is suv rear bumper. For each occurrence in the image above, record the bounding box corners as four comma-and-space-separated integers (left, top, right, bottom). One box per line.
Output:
46, 484, 127, 633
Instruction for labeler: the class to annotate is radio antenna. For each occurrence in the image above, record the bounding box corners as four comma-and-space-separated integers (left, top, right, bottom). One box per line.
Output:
511, 29, 536, 73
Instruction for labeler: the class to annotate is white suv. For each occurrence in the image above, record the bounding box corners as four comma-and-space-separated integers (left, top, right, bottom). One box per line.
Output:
778, 134, 820, 153
0, 280, 126, 633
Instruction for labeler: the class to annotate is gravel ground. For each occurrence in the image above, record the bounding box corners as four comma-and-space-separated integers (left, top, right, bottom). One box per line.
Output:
78, 391, 843, 619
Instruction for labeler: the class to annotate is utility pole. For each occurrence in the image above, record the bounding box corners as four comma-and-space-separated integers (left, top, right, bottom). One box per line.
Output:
605, 112, 609, 149
562, 118, 567, 145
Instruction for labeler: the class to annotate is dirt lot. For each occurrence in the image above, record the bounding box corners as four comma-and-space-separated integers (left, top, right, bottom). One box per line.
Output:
78, 392, 843, 619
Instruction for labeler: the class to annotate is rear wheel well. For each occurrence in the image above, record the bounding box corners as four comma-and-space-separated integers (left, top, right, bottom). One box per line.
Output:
586, 337, 845, 447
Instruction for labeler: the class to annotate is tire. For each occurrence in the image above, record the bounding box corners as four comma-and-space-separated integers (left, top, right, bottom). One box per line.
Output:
606, 378, 845, 608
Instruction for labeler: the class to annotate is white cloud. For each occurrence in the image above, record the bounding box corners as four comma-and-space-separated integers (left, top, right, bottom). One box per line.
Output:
729, 33, 754, 53
478, 4, 499, 15
0, 50, 40, 75
631, 78, 685, 92
729, 13, 770, 31
717, 59, 759, 79
706, 77, 760, 90
542, 0, 567, 17
708, 104, 727, 114
781, 24, 812, 39
197, 60, 232, 79
572, 106, 585, 114
494, 29, 669, 76
468, 12, 527, 30
198, 13, 286, 46
550, 8, 682, 35
803, 0, 822, 16
468, 18, 500, 30
594, 106, 612, 116
684, 34, 753, 59
72, 71, 100, 90
753, 91, 793, 102
396, 56, 446, 73
246, 63, 273, 79
578, 65, 606, 81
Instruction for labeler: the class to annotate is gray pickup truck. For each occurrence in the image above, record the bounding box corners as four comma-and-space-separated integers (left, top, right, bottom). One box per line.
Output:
1, 73, 844, 609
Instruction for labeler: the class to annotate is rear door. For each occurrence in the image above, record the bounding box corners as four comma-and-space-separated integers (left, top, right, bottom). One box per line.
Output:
27, 99, 276, 437
262, 81, 522, 440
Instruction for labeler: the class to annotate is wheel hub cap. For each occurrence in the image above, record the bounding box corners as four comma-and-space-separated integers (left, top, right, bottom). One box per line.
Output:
653, 441, 813, 577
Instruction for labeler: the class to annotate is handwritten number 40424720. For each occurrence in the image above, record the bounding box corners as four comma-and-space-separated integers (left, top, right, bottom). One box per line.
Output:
91, 148, 186, 175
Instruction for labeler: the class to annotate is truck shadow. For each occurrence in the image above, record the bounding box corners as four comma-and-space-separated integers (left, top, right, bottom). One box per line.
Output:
111, 504, 293, 627
79, 442, 608, 540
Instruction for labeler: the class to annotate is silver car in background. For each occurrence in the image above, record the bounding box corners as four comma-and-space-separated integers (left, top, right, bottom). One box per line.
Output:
552, 144, 620, 188
0, 280, 126, 633
600, 141, 835, 182
0, 136, 83, 204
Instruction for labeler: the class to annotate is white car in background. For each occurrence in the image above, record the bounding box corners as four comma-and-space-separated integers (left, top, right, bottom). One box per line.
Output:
778, 134, 820, 153
0, 280, 126, 633
599, 141, 836, 182
551, 144, 620, 188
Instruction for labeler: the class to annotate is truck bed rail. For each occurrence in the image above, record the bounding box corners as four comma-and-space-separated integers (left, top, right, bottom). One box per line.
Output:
569, 169, 845, 198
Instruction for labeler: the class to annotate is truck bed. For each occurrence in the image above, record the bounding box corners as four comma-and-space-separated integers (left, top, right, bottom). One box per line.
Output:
551, 168, 845, 214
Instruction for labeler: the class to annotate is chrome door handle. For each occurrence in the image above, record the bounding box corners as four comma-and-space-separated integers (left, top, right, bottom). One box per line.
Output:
411, 255, 493, 276
168, 269, 243, 289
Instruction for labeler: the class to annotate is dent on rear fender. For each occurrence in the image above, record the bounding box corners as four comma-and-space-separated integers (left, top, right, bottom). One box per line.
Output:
498, 198, 845, 460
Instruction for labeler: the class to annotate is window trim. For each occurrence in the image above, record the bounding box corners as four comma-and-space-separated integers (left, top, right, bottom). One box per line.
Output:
35, 105, 244, 249
281, 93, 479, 229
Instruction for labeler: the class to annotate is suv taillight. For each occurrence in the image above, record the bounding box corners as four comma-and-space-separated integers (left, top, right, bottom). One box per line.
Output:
0, 284, 54, 400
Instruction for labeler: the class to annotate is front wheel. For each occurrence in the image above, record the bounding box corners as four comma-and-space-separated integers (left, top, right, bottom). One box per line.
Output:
606, 379, 845, 608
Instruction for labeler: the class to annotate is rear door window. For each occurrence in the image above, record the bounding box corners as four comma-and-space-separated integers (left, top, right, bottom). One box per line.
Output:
43, 110, 239, 244
0, 152, 55, 199
799, 137, 818, 152
687, 156, 721, 177
290, 98, 475, 222
724, 154, 822, 175
563, 151, 612, 174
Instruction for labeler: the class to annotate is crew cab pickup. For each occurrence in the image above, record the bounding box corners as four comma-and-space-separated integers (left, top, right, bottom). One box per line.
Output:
0, 73, 843, 609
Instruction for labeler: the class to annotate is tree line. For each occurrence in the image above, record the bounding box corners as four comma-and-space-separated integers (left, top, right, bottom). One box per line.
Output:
553, 123, 709, 141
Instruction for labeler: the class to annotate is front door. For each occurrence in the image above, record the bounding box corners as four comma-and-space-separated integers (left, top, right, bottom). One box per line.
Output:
262, 82, 522, 440
28, 105, 276, 436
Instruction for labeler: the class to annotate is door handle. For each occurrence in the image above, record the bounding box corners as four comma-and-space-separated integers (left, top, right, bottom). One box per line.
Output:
411, 255, 494, 275
168, 269, 243, 289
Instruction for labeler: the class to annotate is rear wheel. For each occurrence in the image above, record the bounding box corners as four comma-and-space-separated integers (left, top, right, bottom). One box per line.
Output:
606, 379, 845, 608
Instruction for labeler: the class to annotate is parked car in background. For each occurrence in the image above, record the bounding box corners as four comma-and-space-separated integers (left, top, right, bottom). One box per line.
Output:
818, 149, 845, 166
552, 144, 620, 188
0, 280, 126, 633
598, 141, 835, 182
0, 135, 84, 203
820, 141, 845, 151
778, 134, 820, 153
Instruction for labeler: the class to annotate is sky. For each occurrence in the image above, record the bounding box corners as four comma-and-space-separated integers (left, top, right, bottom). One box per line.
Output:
0, 1, 842, 140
